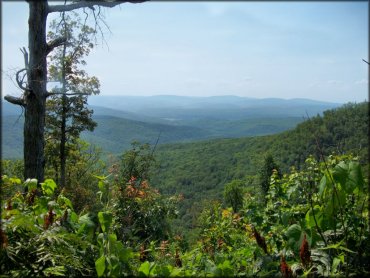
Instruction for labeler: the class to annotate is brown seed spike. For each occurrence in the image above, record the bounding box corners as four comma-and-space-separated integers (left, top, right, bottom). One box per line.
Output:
175, 249, 182, 267
139, 244, 147, 262
299, 233, 311, 267
0, 229, 8, 249
280, 255, 293, 278
252, 226, 268, 254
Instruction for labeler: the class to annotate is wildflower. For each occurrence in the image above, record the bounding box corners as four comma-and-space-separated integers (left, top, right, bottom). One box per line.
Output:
44, 208, 55, 230
252, 226, 268, 254
217, 238, 225, 250
299, 234, 311, 267
175, 249, 182, 267
6, 199, 12, 210
125, 185, 136, 197
139, 244, 147, 262
129, 176, 137, 185
160, 240, 169, 256
174, 235, 182, 241
26, 188, 37, 205
232, 213, 242, 225
137, 190, 146, 198
222, 209, 231, 218
280, 255, 293, 278
140, 180, 149, 189
0, 229, 8, 249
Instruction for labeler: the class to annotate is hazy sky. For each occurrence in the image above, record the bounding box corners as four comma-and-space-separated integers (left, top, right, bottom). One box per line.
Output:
2, 1, 368, 103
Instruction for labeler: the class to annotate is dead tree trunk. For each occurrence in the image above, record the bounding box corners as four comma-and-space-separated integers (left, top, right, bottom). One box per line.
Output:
5, 0, 145, 184
23, 1, 48, 182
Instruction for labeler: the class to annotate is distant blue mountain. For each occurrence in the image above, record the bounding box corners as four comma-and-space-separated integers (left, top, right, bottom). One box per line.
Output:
1, 95, 342, 159
87, 95, 341, 121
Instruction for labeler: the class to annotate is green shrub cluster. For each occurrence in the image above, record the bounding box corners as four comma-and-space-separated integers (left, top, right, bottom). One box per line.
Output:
1, 153, 368, 277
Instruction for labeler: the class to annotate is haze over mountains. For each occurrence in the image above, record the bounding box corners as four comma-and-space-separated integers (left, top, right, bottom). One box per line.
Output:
2, 95, 341, 158
87, 95, 341, 121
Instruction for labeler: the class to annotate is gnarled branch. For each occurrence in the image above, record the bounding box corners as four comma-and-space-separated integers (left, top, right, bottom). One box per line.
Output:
47, 36, 67, 54
4, 95, 25, 107
16, 68, 29, 91
20, 47, 29, 68
48, 1, 145, 13
46, 91, 91, 98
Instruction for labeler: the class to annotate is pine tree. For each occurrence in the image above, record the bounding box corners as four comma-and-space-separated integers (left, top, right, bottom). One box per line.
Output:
45, 12, 100, 188
259, 154, 280, 203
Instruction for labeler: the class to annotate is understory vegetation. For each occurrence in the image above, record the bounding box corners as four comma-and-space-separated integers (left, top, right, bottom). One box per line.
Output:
1, 102, 369, 277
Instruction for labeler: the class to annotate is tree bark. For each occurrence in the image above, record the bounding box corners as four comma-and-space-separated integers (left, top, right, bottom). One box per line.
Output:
24, 1, 48, 182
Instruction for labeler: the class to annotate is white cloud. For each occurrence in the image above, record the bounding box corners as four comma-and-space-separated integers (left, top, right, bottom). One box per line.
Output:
354, 79, 368, 85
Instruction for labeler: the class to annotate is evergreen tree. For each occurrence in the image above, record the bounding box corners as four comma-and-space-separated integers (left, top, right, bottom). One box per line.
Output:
45, 12, 100, 188
259, 153, 280, 202
224, 180, 244, 213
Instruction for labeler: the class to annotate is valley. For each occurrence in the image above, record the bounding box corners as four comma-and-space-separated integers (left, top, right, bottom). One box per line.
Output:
2, 95, 340, 158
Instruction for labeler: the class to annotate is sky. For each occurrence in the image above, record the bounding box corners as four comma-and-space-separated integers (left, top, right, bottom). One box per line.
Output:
2, 1, 369, 103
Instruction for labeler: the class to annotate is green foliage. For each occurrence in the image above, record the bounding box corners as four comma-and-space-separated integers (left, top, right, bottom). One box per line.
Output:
151, 101, 368, 235
119, 141, 155, 183
45, 139, 105, 214
1, 152, 368, 276
223, 180, 245, 213
258, 153, 280, 202
1, 102, 368, 277
1, 178, 96, 277
45, 11, 100, 189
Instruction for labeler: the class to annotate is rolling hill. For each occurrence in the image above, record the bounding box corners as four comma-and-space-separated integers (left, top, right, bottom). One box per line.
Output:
2, 95, 340, 158
149, 102, 369, 229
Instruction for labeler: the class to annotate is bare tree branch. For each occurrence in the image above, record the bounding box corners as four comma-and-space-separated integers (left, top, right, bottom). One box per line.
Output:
15, 68, 28, 91
362, 59, 369, 65
47, 36, 67, 54
46, 91, 91, 98
4, 95, 25, 106
20, 47, 29, 68
48, 1, 145, 13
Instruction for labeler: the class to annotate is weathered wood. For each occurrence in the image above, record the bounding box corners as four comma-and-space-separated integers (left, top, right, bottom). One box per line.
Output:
23, 1, 48, 182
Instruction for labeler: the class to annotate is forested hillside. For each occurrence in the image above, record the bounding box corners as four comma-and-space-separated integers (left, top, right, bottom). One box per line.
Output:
151, 102, 369, 231
3, 97, 335, 158
2, 102, 368, 277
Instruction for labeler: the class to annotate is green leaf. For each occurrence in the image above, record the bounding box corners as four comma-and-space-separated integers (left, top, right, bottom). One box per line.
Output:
9, 177, 22, 185
95, 255, 106, 277
318, 239, 354, 253
24, 178, 38, 191
332, 161, 348, 186
43, 266, 66, 276
41, 179, 57, 195
331, 254, 344, 276
139, 261, 154, 277
98, 211, 113, 232
118, 246, 133, 262
57, 195, 73, 209
347, 161, 364, 192
170, 267, 183, 277
319, 175, 327, 197
285, 224, 308, 253
305, 205, 323, 229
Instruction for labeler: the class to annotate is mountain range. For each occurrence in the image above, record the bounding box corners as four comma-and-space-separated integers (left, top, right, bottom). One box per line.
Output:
2, 95, 341, 158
